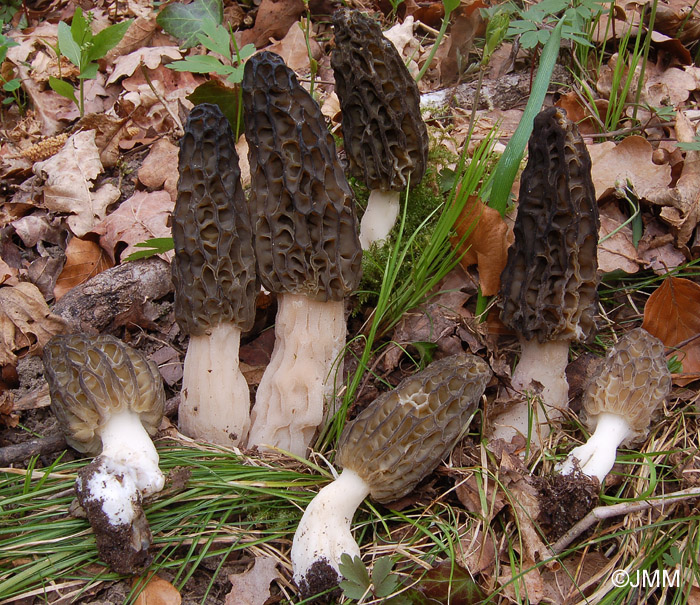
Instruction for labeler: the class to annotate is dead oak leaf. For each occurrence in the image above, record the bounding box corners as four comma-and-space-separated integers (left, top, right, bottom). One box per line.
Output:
93, 190, 174, 263
132, 574, 181, 605
138, 139, 179, 200
54, 237, 114, 301
225, 556, 280, 605
0, 282, 67, 366
34, 130, 120, 236
642, 276, 700, 386
107, 46, 182, 85
597, 202, 640, 274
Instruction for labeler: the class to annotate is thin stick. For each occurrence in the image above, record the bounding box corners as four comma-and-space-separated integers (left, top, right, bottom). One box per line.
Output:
551, 486, 700, 554
0, 433, 67, 466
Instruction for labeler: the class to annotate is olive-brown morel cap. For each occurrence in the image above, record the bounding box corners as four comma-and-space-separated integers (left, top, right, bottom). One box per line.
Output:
44, 333, 165, 455
337, 353, 491, 503
331, 9, 428, 193
581, 328, 671, 444
172, 103, 258, 336
242, 51, 362, 302
500, 107, 599, 344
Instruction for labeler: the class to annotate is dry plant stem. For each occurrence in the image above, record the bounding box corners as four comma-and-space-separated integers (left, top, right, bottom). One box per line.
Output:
248, 294, 346, 456
178, 323, 250, 446
551, 487, 700, 555
491, 338, 570, 446
359, 189, 401, 249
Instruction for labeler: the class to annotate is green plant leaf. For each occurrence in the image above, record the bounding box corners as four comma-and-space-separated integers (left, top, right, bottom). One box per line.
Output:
372, 557, 400, 598
79, 62, 99, 79
413, 561, 485, 604
87, 19, 132, 63
169, 54, 229, 74
57, 20, 82, 68
187, 80, 242, 134
48, 76, 78, 105
225, 65, 245, 83
156, 0, 223, 48
124, 237, 174, 261
237, 43, 256, 62
69, 6, 91, 49
197, 21, 231, 59
3, 79, 21, 92
339, 554, 370, 587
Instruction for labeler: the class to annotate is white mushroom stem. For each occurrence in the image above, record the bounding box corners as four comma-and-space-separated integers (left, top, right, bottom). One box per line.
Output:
491, 337, 570, 447
178, 322, 250, 446
359, 189, 400, 249
99, 410, 164, 497
558, 412, 633, 483
292, 468, 370, 588
248, 294, 346, 457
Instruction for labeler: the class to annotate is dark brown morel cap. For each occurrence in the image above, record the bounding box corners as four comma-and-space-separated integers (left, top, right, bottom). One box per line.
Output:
44, 333, 165, 455
242, 51, 361, 302
581, 328, 671, 444
337, 353, 491, 503
331, 9, 429, 192
499, 107, 600, 343
172, 103, 258, 336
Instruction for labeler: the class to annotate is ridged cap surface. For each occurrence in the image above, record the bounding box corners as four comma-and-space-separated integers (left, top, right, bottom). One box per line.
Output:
44, 333, 165, 455
581, 328, 671, 444
242, 51, 362, 302
499, 107, 600, 343
172, 103, 258, 335
331, 9, 428, 192
337, 353, 491, 503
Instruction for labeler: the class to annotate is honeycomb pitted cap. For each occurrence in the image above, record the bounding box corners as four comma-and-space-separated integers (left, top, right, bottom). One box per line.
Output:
337, 353, 491, 503
581, 327, 671, 444
331, 9, 429, 193
172, 103, 258, 336
499, 107, 600, 344
242, 51, 362, 302
43, 333, 165, 455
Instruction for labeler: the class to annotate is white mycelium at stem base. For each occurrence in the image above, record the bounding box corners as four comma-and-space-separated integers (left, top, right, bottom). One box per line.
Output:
292, 468, 370, 590
491, 338, 570, 446
358, 189, 401, 249
247, 294, 346, 456
178, 323, 250, 446
558, 412, 632, 483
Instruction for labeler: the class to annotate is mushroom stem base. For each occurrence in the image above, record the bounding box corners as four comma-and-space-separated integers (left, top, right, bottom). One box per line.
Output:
179, 323, 250, 447
292, 468, 370, 597
558, 412, 632, 482
490, 338, 570, 448
248, 294, 346, 456
359, 189, 400, 249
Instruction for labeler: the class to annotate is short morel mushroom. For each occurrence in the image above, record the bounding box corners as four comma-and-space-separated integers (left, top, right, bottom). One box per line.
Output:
331, 9, 429, 249
44, 333, 165, 574
242, 51, 362, 457
292, 353, 491, 597
172, 103, 258, 447
491, 107, 600, 447
558, 328, 671, 483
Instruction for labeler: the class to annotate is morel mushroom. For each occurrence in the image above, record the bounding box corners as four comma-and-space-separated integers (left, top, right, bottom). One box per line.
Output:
172, 103, 258, 447
44, 333, 165, 574
491, 107, 599, 447
242, 51, 362, 457
558, 328, 671, 483
292, 353, 491, 597
331, 9, 429, 249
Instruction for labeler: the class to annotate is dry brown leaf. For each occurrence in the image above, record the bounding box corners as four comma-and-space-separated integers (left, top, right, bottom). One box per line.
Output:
597, 203, 640, 274
54, 237, 114, 301
458, 526, 496, 575
138, 139, 179, 201
93, 191, 174, 263
588, 137, 672, 201
132, 574, 181, 605
0, 282, 67, 365
34, 130, 120, 236
453, 196, 512, 296
225, 556, 280, 605
0, 259, 18, 287
266, 18, 321, 72
239, 0, 305, 48
107, 46, 182, 85
642, 276, 700, 385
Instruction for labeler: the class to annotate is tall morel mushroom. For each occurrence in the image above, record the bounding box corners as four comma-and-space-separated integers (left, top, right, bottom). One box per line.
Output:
172, 103, 258, 447
331, 9, 429, 249
292, 353, 491, 597
491, 107, 600, 447
558, 328, 671, 483
44, 333, 165, 574
242, 51, 362, 457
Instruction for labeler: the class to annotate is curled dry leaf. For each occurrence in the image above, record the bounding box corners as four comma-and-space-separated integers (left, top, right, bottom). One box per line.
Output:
107, 46, 182, 85
642, 276, 700, 386
452, 196, 513, 296
34, 130, 120, 237
54, 237, 114, 301
132, 574, 181, 605
597, 202, 640, 274
93, 190, 174, 263
0, 282, 67, 365
239, 0, 305, 48
225, 556, 280, 605
266, 18, 321, 72
138, 139, 179, 200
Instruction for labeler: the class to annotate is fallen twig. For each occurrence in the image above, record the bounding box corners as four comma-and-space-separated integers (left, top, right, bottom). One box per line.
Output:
0, 433, 67, 466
